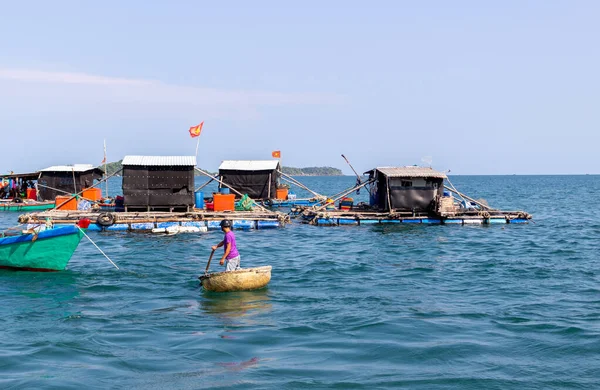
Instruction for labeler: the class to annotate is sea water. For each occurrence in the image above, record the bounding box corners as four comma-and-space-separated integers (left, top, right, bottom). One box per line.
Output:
0, 175, 598, 389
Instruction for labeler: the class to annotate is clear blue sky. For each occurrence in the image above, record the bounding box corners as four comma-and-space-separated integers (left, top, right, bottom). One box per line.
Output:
1, 1, 598, 174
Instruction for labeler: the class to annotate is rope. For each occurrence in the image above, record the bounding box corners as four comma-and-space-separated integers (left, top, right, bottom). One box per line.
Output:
193, 167, 274, 214
277, 170, 326, 199
194, 178, 215, 192
78, 227, 119, 270
50, 168, 123, 210
310, 179, 375, 213
443, 184, 495, 211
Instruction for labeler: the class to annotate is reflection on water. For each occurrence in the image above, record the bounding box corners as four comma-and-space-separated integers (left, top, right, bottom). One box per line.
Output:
217, 356, 260, 371
200, 289, 272, 324
0, 269, 79, 298
0, 270, 81, 319
2, 176, 599, 388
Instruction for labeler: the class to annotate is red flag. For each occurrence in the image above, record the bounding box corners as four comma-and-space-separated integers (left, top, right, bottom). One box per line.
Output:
272, 150, 281, 158
189, 121, 204, 138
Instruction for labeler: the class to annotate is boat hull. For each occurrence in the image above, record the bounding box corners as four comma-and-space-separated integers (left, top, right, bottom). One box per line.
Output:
0, 226, 84, 271
199, 266, 272, 292
0, 202, 55, 212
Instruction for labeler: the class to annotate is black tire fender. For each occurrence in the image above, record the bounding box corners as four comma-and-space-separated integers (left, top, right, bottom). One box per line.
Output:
96, 212, 115, 227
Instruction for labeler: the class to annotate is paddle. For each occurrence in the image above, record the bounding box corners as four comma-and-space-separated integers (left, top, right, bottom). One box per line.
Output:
205, 249, 216, 274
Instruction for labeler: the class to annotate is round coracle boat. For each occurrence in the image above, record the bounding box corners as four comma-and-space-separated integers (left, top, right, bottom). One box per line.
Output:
199, 266, 272, 292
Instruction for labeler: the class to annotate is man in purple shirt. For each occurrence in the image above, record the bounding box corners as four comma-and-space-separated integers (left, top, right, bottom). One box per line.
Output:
212, 220, 240, 271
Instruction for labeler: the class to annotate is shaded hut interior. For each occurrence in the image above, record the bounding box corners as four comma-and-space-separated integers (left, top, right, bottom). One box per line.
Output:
367, 167, 447, 212
38, 165, 103, 201
218, 160, 281, 200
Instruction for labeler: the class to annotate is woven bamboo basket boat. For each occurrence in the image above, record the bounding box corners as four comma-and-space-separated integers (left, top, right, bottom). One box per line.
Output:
199, 266, 272, 292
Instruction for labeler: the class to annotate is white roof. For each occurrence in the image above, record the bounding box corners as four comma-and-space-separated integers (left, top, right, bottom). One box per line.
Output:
375, 166, 447, 179
39, 164, 97, 172
219, 160, 280, 171
122, 156, 197, 166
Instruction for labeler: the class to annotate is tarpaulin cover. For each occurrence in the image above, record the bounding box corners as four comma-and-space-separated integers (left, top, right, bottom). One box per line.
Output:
122, 166, 194, 207
38, 169, 103, 201
219, 169, 278, 200
369, 170, 443, 211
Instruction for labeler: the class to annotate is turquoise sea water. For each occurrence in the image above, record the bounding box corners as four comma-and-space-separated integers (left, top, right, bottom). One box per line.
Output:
1, 175, 599, 389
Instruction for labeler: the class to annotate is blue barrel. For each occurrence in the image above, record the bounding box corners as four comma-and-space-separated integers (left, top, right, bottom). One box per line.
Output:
220, 187, 230, 194
195, 191, 204, 209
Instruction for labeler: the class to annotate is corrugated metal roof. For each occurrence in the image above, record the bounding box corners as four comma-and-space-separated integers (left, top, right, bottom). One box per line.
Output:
219, 160, 280, 171
39, 164, 98, 172
122, 156, 197, 166
375, 166, 447, 179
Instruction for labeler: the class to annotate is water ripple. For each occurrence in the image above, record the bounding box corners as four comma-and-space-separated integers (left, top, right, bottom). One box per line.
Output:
0, 175, 599, 388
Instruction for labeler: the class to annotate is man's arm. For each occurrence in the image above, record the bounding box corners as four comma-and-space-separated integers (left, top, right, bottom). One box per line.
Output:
220, 243, 231, 265
211, 240, 224, 251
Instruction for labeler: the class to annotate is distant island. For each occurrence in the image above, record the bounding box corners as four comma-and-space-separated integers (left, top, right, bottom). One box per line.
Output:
101, 161, 342, 177
102, 160, 124, 176
281, 166, 342, 176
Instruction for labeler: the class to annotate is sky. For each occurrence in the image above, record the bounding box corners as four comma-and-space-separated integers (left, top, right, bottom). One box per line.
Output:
1, 1, 599, 175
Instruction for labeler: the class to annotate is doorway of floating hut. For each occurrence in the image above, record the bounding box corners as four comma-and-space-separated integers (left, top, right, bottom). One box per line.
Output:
218, 160, 280, 200
121, 155, 196, 212
38, 164, 104, 201
0, 171, 41, 201
366, 167, 447, 212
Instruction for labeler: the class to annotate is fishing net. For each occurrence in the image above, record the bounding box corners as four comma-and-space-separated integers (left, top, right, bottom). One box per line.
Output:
235, 194, 254, 211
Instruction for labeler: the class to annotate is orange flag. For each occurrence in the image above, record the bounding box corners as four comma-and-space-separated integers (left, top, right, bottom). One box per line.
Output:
189, 121, 204, 138
272, 150, 281, 158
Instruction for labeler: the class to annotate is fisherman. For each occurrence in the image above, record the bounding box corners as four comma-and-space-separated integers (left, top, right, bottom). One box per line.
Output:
211, 220, 241, 271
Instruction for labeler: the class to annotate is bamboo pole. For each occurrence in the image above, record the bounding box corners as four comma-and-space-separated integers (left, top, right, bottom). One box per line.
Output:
268, 173, 272, 199
341, 154, 362, 183
37, 182, 113, 206
386, 176, 393, 212
444, 175, 467, 205
310, 179, 374, 213
72, 167, 77, 195
193, 167, 273, 214
311, 181, 365, 207
36, 172, 42, 201
37, 183, 83, 198
278, 170, 325, 199
195, 178, 214, 192
443, 185, 496, 211
104, 139, 109, 199
53, 168, 123, 211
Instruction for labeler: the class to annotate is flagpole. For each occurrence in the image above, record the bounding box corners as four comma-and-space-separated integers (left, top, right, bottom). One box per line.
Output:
104, 139, 109, 199
192, 121, 204, 159
195, 135, 201, 159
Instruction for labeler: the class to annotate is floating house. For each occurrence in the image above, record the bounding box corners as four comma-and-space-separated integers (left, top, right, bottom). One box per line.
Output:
38, 164, 104, 201
366, 167, 446, 212
19, 156, 289, 230
0, 171, 53, 210
0, 171, 39, 199
218, 160, 281, 200
121, 155, 196, 212
299, 166, 532, 226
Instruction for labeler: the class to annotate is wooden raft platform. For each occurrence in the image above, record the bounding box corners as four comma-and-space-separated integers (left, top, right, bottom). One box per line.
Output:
20, 210, 290, 232
296, 208, 532, 226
